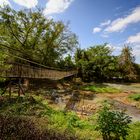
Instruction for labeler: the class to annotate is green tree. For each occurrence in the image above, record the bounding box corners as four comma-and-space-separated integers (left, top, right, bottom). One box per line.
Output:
119, 46, 137, 81
0, 6, 78, 67
75, 44, 116, 82
75, 48, 89, 80
58, 54, 75, 70
134, 63, 140, 81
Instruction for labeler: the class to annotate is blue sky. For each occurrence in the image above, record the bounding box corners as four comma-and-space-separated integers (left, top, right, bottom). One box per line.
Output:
1, 0, 140, 63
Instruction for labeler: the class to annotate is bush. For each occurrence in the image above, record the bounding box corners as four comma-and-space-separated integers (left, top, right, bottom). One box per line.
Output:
0, 115, 77, 140
0, 115, 39, 139
96, 106, 132, 140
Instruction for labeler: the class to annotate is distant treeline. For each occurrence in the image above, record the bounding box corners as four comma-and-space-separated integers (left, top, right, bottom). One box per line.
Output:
74, 44, 140, 82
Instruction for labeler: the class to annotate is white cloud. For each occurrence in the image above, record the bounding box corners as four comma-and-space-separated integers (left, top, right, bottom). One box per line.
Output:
126, 33, 140, 63
126, 32, 140, 44
93, 27, 101, 33
13, 0, 38, 8
124, 33, 140, 63
105, 6, 140, 33
0, 0, 11, 7
43, 0, 74, 15
100, 20, 111, 27
92, 20, 110, 35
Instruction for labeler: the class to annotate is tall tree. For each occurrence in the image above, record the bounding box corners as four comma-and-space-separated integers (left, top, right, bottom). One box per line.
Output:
75, 44, 116, 82
0, 6, 78, 67
119, 45, 137, 81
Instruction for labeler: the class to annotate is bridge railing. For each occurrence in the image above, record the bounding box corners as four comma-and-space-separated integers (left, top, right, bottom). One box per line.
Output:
0, 64, 77, 80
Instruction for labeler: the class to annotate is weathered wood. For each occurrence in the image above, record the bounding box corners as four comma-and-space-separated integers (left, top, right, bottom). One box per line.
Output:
0, 64, 77, 80
18, 78, 25, 96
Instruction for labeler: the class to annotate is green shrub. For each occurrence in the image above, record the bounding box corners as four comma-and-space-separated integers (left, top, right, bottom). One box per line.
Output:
96, 106, 132, 140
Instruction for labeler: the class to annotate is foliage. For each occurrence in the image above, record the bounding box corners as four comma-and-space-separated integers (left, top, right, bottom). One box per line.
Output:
75, 44, 119, 82
134, 64, 140, 81
96, 106, 132, 140
57, 54, 76, 70
74, 44, 140, 82
119, 46, 137, 81
129, 93, 140, 101
0, 6, 78, 67
0, 50, 10, 81
0, 115, 77, 140
0, 115, 39, 139
126, 122, 140, 140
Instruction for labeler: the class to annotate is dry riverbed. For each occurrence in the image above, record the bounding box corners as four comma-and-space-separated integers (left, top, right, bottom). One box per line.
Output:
46, 83, 140, 121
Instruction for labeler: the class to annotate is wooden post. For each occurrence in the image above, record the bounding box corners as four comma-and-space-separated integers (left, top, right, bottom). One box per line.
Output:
18, 78, 25, 96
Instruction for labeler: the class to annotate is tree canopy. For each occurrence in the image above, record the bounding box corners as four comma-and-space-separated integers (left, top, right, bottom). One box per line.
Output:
118, 46, 137, 81
0, 6, 78, 67
75, 44, 140, 82
75, 44, 118, 82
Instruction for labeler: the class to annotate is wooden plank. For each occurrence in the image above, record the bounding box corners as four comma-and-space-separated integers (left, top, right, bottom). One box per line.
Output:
0, 64, 77, 80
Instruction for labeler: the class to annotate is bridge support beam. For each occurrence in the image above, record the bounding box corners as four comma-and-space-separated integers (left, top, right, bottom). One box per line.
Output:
18, 78, 25, 97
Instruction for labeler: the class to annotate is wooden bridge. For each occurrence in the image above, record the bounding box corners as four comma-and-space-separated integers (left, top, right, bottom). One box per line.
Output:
0, 64, 77, 80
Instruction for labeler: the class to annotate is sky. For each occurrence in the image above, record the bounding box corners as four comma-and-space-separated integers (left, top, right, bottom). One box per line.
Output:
0, 0, 140, 63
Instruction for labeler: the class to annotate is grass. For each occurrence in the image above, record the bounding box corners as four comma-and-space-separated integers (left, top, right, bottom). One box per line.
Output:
129, 93, 140, 101
82, 84, 121, 93
126, 122, 140, 140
